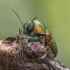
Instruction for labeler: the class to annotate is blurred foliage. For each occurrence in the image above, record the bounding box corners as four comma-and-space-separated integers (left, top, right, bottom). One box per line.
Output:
0, 0, 70, 66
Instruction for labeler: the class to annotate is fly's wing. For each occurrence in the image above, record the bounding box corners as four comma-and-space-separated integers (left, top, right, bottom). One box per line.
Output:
45, 30, 57, 57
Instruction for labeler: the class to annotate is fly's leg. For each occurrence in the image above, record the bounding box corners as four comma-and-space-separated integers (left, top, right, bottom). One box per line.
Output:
38, 36, 45, 46
45, 46, 55, 59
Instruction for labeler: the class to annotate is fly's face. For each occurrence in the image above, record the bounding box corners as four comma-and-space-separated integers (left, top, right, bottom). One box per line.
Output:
23, 21, 34, 35
23, 17, 37, 36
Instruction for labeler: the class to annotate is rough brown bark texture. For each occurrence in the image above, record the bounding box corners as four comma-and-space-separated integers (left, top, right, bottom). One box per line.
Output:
0, 29, 70, 70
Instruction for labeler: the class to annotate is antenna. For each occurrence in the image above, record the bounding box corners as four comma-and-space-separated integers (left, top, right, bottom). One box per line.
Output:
11, 8, 24, 29
31, 17, 37, 22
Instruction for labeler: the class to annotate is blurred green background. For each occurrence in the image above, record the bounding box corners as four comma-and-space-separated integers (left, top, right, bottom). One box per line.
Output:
0, 0, 70, 66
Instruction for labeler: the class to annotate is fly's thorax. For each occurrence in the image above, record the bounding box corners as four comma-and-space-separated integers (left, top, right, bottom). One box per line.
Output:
33, 20, 46, 34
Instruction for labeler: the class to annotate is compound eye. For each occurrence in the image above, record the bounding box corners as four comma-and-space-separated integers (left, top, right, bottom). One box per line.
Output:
26, 23, 34, 34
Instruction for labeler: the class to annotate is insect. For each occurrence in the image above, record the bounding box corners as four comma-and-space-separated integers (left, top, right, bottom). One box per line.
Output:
23, 18, 57, 58
11, 8, 57, 58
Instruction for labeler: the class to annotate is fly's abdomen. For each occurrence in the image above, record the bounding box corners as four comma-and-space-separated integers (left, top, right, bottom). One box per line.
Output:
45, 32, 57, 58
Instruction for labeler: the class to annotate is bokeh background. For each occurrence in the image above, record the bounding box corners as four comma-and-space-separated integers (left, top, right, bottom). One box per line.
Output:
0, 0, 70, 66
